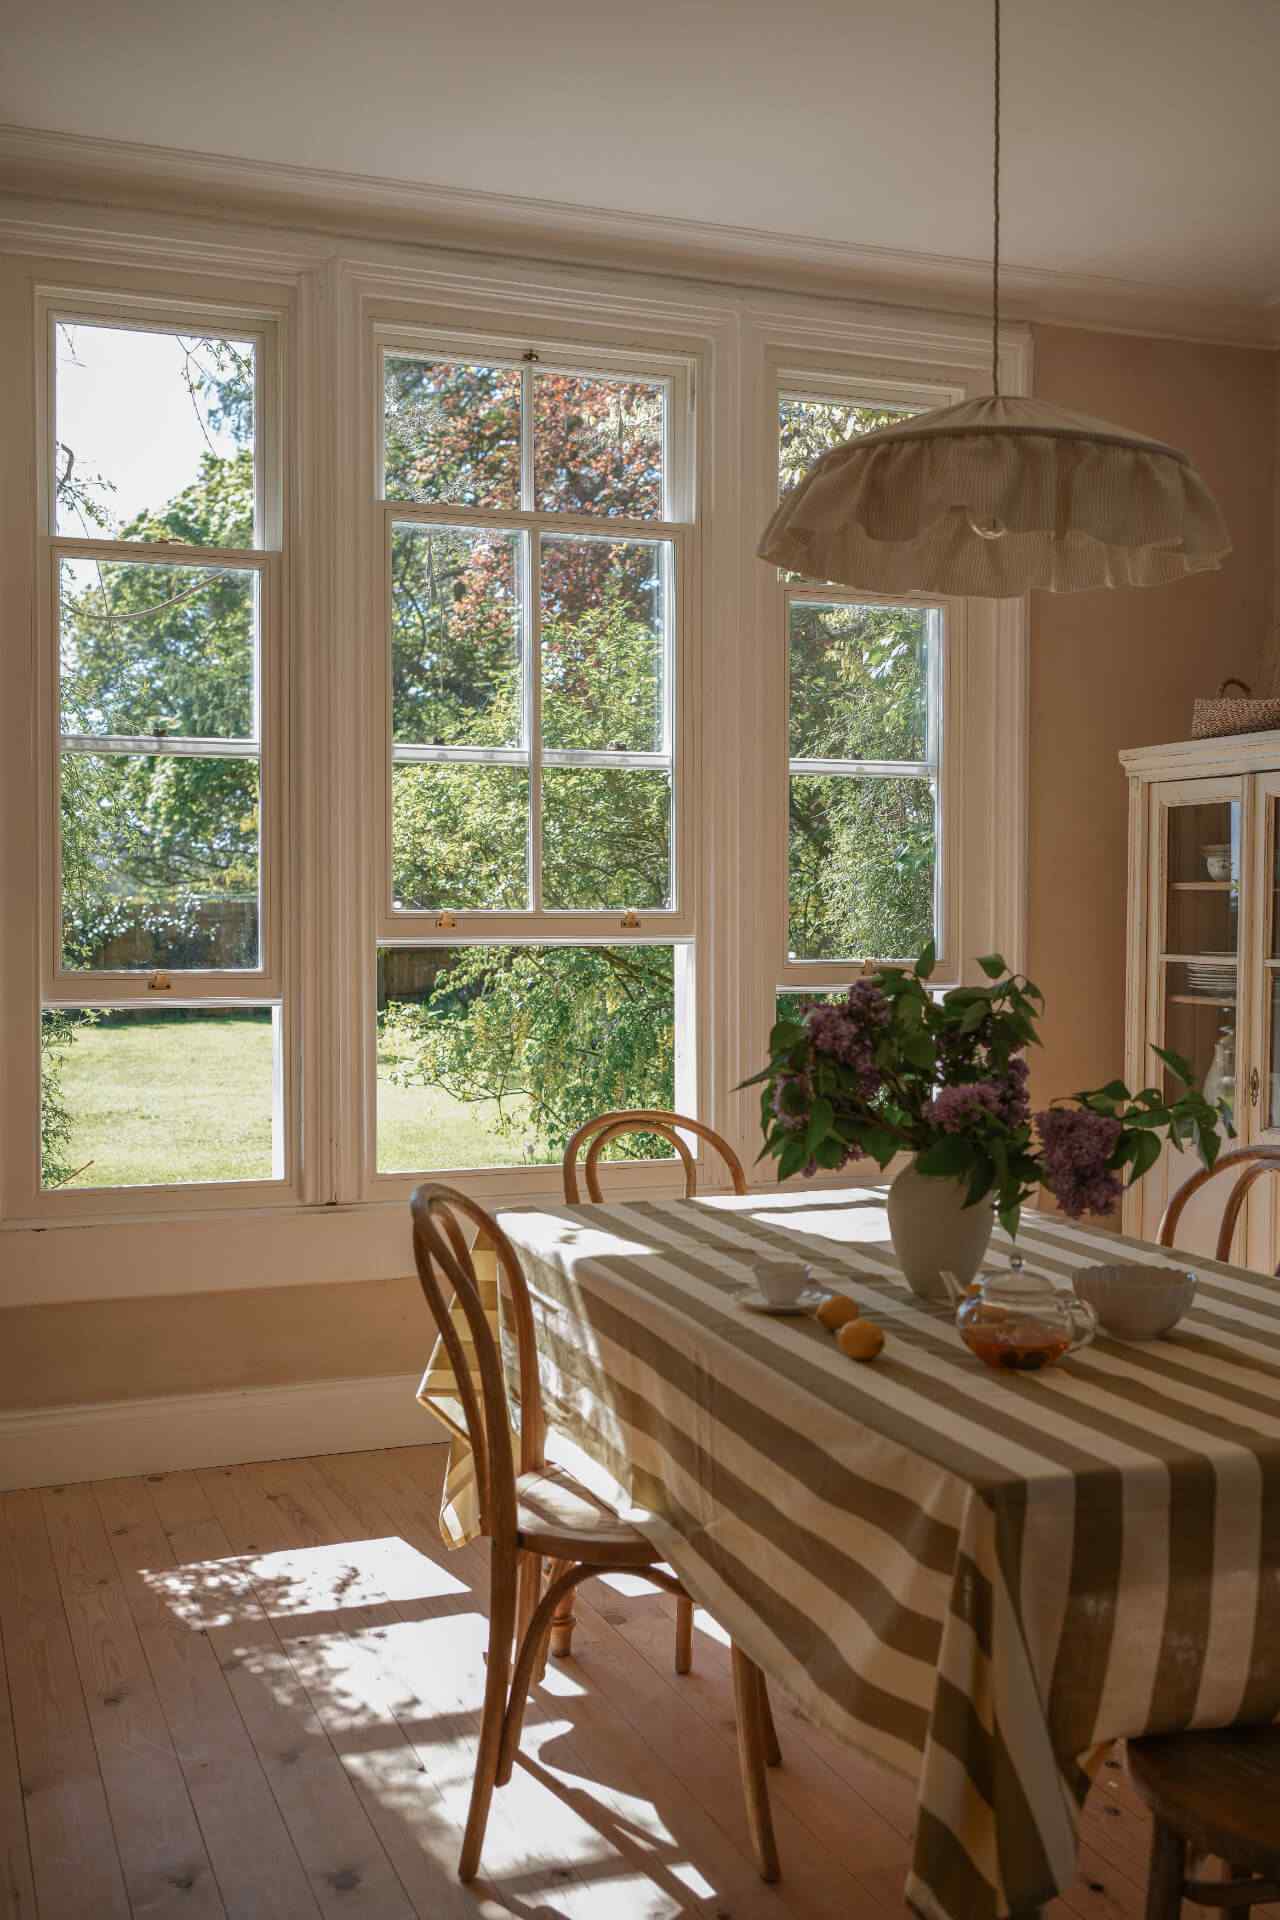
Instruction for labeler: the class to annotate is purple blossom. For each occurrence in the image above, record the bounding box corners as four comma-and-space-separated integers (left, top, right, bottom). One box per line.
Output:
1035, 1107, 1123, 1218
804, 981, 890, 1097
928, 1081, 1003, 1133
994, 1054, 1031, 1127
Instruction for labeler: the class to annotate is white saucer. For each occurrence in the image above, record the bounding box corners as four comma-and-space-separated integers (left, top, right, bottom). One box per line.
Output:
737, 1285, 830, 1316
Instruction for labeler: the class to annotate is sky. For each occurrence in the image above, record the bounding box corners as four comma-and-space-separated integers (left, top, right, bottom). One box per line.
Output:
55, 321, 251, 537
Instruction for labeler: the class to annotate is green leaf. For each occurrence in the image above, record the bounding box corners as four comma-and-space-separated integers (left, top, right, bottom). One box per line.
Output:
914, 940, 936, 981
806, 1098, 835, 1154
1151, 1044, 1194, 1087
964, 1154, 995, 1207
959, 999, 990, 1033
856, 1125, 901, 1168
1123, 1129, 1163, 1181
998, 1200, 1022, 1239
768, 1019, 806, 1054
916, 1135, 974, 1179
777, 1138, 809, 1182
977, 954, 1007, 980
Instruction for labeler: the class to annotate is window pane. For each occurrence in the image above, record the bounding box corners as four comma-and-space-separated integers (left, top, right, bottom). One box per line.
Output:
392, 763, 528, 911
61, 752, 259, 970
535, 372, 664, 517
543, 768, 671, 910
778, 396, 915, 496
541, 535, 666, 752
775, 988, 843, 1027
59, 558, 256, 739
789, 774, 935, 961
40, 1008, 276, 1189
383, 357, 521, 509
377, 944, 677, 1171
789, 602, 929, 762
391, 525, 523, 748
55, 323, 254, 543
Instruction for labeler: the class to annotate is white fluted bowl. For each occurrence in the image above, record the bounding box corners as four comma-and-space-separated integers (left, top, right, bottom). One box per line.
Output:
1072, 1264, 1197, 1341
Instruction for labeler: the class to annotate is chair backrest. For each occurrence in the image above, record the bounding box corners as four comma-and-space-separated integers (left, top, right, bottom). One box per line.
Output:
562, 1108, 748, 1204
1158, 1146, 1280, 1270
409, 1183, 545, 1541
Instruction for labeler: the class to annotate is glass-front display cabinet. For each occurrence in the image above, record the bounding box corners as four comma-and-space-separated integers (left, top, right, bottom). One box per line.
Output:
1122, 740, 1280, 1269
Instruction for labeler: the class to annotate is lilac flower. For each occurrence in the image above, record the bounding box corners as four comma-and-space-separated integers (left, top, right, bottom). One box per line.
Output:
928, 1081, 1003, 1133
1034, 1107, 1123, 1218
805, 981, 890, 1097
994, 1054, 1031, 1127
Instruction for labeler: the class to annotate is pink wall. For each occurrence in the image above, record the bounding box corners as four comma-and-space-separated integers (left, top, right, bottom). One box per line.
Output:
1028, 324, 1278, 1111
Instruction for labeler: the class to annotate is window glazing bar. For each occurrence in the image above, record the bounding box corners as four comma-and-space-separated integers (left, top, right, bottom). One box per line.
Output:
788, 756, 933, 779
391, 745, 670, 770
60, 734, 260, 758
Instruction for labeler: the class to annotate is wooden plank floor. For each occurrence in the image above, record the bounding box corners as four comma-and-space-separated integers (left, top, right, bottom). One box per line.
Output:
0, 1443, 1266, 1919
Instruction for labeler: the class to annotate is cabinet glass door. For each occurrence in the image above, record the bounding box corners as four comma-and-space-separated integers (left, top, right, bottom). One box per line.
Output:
1159, 793, 1240, 1127
1253, 776, 1280, 1137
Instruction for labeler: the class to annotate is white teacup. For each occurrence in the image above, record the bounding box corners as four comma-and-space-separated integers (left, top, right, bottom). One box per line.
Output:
751, 1258, 810, 1307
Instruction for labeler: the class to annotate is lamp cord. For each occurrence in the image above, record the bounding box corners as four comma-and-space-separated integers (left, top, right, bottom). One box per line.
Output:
992, 0, 1001, 396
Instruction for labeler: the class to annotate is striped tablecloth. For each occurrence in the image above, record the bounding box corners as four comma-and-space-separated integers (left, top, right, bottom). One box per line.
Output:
430, 1188, 1280, 1920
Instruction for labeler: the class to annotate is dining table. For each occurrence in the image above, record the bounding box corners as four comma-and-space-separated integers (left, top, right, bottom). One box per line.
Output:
417, 1183, 1280, 1920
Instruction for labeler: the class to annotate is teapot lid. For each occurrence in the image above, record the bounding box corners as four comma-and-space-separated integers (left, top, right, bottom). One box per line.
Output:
978, 1254, 1060, 1303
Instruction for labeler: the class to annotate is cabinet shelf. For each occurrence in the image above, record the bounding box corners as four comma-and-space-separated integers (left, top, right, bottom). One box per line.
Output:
1167, 994, 1236, 1008
1170, 880, 1235, 892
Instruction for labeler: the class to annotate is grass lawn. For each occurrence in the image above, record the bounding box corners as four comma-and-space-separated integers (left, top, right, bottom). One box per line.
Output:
48, 1011, 539, 1189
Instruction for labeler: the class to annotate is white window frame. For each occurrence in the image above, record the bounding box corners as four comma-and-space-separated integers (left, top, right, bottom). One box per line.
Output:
22, 288, 295, 1218
361, 319, 701, 1201
0, 214, 1029, 1287
769, 368, 966, 989
735, 325, 1029, 1192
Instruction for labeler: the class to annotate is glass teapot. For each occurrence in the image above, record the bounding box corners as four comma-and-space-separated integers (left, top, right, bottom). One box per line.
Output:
955, 1256, 1097, 1372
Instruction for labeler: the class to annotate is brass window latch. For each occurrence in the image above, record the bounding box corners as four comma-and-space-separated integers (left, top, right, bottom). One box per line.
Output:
621, 909, 641, 929
148, 970, 172, 992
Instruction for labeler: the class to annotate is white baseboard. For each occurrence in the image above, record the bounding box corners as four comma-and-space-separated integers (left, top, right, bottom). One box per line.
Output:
0, 1372, 442, 1492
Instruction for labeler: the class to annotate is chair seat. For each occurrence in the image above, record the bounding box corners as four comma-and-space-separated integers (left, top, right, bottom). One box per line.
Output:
515, 1463, 660, 1566
1128, 1726, 1280, 1871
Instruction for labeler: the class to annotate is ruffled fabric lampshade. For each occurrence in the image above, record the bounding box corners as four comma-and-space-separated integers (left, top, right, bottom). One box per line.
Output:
758, 394, 1233, 598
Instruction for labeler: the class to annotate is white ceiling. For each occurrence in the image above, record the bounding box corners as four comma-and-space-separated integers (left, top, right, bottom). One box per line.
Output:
4, 0, 1279, 308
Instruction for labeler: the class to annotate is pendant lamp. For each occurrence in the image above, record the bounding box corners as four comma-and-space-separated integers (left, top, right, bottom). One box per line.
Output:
757, 1, 1231, 598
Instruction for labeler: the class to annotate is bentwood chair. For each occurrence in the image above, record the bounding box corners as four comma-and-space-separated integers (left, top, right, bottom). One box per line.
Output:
562, 1109, 749, 1672
1128, 1726, 1280, 1919
1158, 1146, 1280, 1273
563, 1108, 749, 1204
409, 1182, 781, 1884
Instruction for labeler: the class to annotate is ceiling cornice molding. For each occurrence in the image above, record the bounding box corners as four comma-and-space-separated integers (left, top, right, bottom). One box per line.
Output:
1, 123, 1277, 350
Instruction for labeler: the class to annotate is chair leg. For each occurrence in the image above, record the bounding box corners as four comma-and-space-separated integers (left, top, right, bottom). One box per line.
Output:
534, 1559, 569, 1682
549, 1567, 579, 1659
1228, 1864, 1254, 1920
731, 1645, 780, 1883
760, 1676, 782, 1767
675, 1593, 694, 1675
1145, 1818, 1186, 1920
459, 1553, 517, 1883
499, 1563, 594, 1787
515, 1550, 541, 1655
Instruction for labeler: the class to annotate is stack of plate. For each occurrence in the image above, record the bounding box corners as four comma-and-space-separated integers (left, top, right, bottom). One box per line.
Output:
1184, 958, 1236, 998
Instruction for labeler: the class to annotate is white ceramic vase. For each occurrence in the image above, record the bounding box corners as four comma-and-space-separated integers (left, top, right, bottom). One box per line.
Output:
887, 1157, 994, 1303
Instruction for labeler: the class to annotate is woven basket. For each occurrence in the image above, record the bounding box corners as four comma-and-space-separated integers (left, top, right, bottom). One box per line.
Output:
1191, 678, 1280, 740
